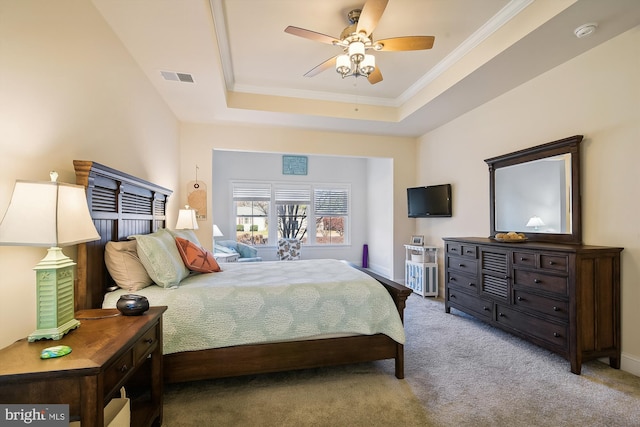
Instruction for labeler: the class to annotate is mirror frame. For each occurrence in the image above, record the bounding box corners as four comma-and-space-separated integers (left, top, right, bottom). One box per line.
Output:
485, 135, 583, 244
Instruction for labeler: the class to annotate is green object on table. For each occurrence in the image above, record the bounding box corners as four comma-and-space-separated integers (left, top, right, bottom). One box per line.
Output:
40, 345, 72, 359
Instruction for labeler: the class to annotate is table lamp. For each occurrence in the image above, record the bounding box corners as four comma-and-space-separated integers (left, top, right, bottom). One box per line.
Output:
175, 205, 198, 230
526, 215, 545, 231
0, 172, 100, 341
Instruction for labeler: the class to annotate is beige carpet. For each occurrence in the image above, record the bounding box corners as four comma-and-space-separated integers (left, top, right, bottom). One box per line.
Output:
163, 363, 430, 426
163, 294, 640, 426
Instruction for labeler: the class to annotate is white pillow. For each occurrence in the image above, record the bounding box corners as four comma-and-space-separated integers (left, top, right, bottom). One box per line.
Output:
131, 229, 190, 288
104, 240, 153, 291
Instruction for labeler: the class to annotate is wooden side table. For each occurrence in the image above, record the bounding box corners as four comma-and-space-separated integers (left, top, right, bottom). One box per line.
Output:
0, 306, 166, 427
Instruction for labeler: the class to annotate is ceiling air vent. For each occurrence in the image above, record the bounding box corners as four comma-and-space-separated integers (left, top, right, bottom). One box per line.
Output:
160, 71, 194, 83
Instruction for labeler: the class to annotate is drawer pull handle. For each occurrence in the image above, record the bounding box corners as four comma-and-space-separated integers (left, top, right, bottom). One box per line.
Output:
483, 306, 490, 311
553, 306, 560, 311
517, 296, 524, 301
119, 364, 129, 373
451, 248, 458, 252
533, 279, 541, 284
466, 250, 473, 254
458, 263, 465, 267
450, 294, 456, 299
553, 332, 561, 338
549, 261, 556, 265
450, 277, 457, 281
499, 312, 505, 317
520, 257, 527, 261
468, 282, 474, 287
144, 338, 154, 344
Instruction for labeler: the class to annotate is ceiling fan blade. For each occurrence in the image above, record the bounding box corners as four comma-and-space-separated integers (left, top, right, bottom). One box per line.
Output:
284, 26, 339, 45
304, 56, 337, 77
367, 67, 383, 84
375, 36, 435, 51
356, 0, 389, 36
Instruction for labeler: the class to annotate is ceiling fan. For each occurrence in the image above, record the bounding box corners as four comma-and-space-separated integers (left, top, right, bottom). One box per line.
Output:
284, 0, 435, 84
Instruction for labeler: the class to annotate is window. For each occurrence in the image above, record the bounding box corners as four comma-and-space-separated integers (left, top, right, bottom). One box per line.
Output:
275, 186, 309, 243
232, 182, 350, 246
314, 188, 348, 245
232, 184, 270, 245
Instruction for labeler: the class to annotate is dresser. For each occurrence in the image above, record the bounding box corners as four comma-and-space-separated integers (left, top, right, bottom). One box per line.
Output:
443, 237, 622, 374
0, 306, 166, 426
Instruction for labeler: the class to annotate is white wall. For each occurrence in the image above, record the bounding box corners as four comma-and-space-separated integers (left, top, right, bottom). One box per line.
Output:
366, 157, 395, 277
179, 122, 416, 281
0, 1, 180, 348
211, 150, 373, 263
416, 26, 640, 375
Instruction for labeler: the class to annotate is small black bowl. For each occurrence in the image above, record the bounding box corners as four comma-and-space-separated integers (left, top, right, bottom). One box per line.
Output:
116, 294, 150, 316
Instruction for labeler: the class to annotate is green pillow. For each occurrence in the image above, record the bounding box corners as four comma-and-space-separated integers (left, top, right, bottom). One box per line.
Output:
167, 228, 202, 246
132, 229, 190, 288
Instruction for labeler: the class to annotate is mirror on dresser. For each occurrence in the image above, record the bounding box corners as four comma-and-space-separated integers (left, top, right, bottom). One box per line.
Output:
485, 135, 583, 244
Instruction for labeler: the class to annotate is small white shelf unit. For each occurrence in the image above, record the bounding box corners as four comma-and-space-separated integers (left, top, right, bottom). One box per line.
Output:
404, 244, 438, 297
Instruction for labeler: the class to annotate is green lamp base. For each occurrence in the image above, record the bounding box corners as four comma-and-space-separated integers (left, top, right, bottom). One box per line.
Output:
29, 247, 81, 342
28, 318, 80, 342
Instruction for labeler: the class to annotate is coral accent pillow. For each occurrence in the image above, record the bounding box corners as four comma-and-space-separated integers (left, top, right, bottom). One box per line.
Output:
175, 237, 221, 273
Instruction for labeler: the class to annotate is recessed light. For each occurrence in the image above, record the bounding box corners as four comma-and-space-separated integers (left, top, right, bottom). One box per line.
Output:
574, 23, 598, 39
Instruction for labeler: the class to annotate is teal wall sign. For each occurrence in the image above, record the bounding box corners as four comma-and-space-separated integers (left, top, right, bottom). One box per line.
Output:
283, 155, 308, 175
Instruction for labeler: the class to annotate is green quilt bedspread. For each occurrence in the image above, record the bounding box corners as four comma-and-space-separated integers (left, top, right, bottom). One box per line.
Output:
103, 259, 405, 355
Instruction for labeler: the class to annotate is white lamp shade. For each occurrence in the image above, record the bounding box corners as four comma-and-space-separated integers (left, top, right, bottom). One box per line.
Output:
213, 224, 223, 237
359, 54, 375, 75
336, 54, 351, 75
175, 207, 199, 230
348, 41, 365, 63
0, 180, 99, 247
526, 216, 545, 227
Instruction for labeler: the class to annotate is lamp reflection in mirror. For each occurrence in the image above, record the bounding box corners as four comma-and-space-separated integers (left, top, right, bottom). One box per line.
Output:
526, 215, 545, 231
0, 171, 100, 341
175, 205, 198, 230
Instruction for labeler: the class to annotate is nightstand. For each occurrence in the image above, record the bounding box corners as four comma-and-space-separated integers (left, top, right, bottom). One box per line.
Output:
215, 252, 239, 262
0, 306, 166, 427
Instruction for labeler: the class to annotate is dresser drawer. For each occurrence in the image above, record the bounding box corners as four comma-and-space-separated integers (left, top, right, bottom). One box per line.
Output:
513, 290, 568, 321
104, 350, 134, 396
447, 255, 478, 275
495, 305, 567, 350
447, 287, 492, 320
513, 269, 568, 295
447, 270, 478, 293
446, 242, 463, 256
512, 251, 536, 268
540, 254, 568, 272
446, 243, 477, 258
134, 325, 158, 363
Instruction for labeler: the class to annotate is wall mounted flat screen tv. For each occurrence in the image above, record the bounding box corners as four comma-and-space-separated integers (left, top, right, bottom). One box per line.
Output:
407, 184, 452, 218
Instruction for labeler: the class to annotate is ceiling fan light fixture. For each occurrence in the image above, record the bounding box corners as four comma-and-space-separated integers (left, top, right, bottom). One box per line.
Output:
359, 54, 375, 76
348, 41, 365, 64
336, 54, 351, 77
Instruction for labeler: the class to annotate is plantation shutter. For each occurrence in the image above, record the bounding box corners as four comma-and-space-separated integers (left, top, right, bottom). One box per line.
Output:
314, 188, 349, 215
232, 183, 271, 201
275, 186, 311, 204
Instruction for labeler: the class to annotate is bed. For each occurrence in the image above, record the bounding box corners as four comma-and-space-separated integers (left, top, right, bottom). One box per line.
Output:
73, 160, 411, 383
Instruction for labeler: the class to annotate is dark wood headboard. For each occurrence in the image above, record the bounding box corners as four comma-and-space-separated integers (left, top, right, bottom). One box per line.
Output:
73, 160, 172, 310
